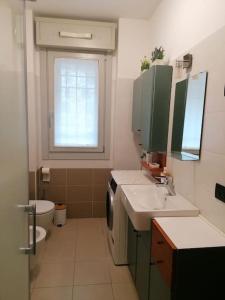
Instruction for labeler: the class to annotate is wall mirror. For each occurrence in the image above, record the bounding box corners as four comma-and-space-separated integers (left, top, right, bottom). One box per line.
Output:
171, 71, 208, 161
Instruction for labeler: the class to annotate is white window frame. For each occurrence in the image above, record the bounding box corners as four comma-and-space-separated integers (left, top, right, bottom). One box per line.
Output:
40, 50, 112, 160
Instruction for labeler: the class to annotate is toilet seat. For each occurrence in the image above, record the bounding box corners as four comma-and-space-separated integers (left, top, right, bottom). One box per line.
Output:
29, 200, 55, 215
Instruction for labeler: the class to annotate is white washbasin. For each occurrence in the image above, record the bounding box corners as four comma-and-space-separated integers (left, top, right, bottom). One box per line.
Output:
121, 185, 199, 231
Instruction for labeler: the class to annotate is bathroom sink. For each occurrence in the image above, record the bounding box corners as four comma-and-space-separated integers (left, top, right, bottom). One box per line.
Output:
121, 185, 199, 231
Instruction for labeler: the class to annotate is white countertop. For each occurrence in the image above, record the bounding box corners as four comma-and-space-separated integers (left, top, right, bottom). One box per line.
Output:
155, 216, 225, 249
111, 170, 154, 185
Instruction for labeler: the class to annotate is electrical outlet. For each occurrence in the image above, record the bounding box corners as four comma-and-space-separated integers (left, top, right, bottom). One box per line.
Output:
215, 183, 225, 203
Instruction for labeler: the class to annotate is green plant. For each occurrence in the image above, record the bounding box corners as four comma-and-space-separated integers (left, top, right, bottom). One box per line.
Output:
141, 56, 150, 72
151, 47, 165, 62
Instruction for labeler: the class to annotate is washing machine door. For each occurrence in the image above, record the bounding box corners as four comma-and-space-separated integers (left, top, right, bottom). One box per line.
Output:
106, 185, 114, 231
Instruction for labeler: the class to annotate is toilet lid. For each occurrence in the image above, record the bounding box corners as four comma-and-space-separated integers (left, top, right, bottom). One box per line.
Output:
29, 200, 55, 215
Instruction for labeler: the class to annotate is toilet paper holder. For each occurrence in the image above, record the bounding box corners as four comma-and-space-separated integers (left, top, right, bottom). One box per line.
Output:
41, 167, 50, 183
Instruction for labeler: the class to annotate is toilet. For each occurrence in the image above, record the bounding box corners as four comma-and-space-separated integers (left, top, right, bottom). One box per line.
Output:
29, 225, 46, 271
29, 200, 55, 231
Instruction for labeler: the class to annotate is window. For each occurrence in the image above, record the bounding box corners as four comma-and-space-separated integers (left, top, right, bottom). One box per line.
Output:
54, 58, 99, 148
41, 51, 111, 159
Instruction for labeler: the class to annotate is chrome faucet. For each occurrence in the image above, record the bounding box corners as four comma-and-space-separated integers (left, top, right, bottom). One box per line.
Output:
156, 176, 176, 196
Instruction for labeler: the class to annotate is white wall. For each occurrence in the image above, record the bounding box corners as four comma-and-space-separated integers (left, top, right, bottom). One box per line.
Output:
147, 0, 225, 232
26, 14, 151, 170
148, 0, 225, 61
26, 9, 38, 172
113, 18, 151, 169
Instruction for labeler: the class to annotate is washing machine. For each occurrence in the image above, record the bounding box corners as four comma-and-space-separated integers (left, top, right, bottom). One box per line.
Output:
106, 170, 154, 265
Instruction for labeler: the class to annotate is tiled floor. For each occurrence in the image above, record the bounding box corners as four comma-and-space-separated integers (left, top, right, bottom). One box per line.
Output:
31, 218, 139, 300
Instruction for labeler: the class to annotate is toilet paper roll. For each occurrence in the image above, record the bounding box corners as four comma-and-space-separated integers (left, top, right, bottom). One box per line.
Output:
42, 167, 50, 182
42, 167, 50, 174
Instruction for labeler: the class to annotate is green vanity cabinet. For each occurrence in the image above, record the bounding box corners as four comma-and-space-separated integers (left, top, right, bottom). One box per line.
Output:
149, 219, 225, 300
127, 217, 151, 300
132, 76, 143, 133
141, 66, 173, 152
136, 231, 151, 300
149, 265, 170, 300
132, 65, 173, 152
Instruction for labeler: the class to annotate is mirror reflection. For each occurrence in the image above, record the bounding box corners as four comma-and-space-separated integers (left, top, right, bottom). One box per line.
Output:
171, 71, 208, 160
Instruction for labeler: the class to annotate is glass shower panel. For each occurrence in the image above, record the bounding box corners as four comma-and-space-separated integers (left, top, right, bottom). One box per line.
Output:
0, 0, 30, 299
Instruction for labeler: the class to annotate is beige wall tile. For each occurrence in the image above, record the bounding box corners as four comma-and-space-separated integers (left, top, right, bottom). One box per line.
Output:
67, 202, 92, 218
92, 169, 111, 185
37, 168, 111, 218
68, 169, 92, 186
93, 185, 107, 202
39, 186, 66, 203
93, 202, 106, 218
50, 168, 67, 185
67, 186, 92, 203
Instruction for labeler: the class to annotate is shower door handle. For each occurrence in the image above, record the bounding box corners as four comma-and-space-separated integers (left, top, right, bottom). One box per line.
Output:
18, 204, 36, 255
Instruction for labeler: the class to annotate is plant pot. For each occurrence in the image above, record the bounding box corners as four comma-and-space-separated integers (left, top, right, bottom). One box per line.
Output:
152, 59, 165, 66
141, 68, 148, 74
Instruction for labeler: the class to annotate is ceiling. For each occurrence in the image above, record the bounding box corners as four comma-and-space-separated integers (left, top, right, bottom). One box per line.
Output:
27, 0, 162, 21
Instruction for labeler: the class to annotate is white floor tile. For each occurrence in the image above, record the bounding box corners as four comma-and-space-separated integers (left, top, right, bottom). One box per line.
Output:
31, 287, 73, 300
73, 284, 114, 300
112, 283, 139, 300
35, 263, 74, 288
74, 261, 111, 285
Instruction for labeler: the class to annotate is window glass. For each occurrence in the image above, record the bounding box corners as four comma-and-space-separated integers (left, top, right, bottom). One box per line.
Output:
54, 58, 99, 147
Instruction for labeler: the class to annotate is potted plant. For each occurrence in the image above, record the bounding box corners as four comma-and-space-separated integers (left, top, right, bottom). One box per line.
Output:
141, 56, 150, 72
151, 47, 166, 65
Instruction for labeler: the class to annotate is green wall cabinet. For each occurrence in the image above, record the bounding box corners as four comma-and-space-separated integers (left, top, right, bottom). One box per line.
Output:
132, 65, 173, 152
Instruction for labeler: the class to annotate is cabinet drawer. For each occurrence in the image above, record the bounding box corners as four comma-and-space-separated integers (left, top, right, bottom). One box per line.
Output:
151, 220, 176, 287
35, 17, 117, 51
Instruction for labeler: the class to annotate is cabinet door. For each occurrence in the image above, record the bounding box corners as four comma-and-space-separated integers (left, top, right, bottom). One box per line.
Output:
132, 76, 143, 133
150, 66, 173, 152
140, 66, 172, 152
136, 231, 151, 300
127, 218, 137, 283
149, 264, 171, 300
140, 68, 155, 150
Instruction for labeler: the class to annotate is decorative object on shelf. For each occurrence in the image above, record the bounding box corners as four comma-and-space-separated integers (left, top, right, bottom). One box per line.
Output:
176, 53, 193, 69
151, 46, 165, 65
141, 56, 150, 72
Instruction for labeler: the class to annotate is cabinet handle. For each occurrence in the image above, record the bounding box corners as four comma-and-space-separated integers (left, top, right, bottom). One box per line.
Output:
157, 260, 164, 264
137, 129, 141, 132
59, 31, 92, 40
150, 260, 164, 266
157, 241, 164, 245
138, 144, 142, 146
